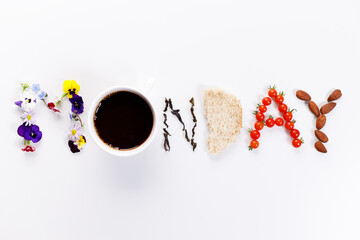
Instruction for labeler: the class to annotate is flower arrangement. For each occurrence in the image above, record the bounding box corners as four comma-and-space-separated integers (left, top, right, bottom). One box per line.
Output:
15, 83, 44, 152
42, 80, 86, 153
15, 80, 86, 153
63, 80, 86, 153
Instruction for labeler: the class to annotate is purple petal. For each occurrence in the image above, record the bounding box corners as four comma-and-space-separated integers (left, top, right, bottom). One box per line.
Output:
30, 125, 40, 132
23, 131, 33, 141
32, 131, 42, 143
17, 124, 30, 137
15, 101, 23, 107
68, 140, 80, 153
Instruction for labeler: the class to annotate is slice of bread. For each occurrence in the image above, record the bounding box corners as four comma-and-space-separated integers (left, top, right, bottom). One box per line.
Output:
204, 88, 242, 154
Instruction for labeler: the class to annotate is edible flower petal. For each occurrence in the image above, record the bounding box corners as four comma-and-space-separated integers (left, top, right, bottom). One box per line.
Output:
21, 110, 35, 126
32, 84, 41, 93
74, 135, 86, 150
23, 125, 42, 143
68, 123, 82, 141
69, 94, 84, 114
63, 80, 80, 98
38, 91, 47, 100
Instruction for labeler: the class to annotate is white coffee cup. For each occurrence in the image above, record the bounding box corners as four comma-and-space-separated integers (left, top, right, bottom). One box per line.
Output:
88, 86, 157, 157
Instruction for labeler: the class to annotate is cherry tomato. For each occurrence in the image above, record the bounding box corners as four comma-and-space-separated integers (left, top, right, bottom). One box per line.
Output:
268, 88, 277, 98
254, 121, 264, 130
275, 117, 284, 126
266, 118, 275, 128
275, 94, 284, 104
290, 129, 300, 138
262, 97, 272, 106
249, 140, 259, 150
250, 130, 260, 140
285, 121, 295, 130
256, 112, 265, 121
292, 138, 303, 148
258, 105, 267, 113
283, 111, 293, 121
278, 103, 288, 113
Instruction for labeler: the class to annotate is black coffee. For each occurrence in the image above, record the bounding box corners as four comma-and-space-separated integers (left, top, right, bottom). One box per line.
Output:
94, 91, 154, 150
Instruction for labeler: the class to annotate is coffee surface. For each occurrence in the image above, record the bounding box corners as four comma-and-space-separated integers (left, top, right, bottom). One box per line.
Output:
94, 91, 153, 150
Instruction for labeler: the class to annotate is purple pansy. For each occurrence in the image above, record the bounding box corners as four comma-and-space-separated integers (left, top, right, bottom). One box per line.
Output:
17, 124, 42, 143
68, 140, 80, 153
23, 125, 42, 143
69, 94, 84, 114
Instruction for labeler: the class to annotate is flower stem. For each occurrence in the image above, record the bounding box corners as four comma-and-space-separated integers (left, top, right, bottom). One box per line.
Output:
75, 114, 84, 127
56, 93, 68, 107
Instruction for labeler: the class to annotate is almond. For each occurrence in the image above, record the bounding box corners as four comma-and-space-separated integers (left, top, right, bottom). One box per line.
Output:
296, 90, 311, 101
308, 101, 320, 117
328, 89, 342, 102
315, 141, 327, 153
320, 102, 336, 115
314, 130, 328, 143
316, 114, 326, 130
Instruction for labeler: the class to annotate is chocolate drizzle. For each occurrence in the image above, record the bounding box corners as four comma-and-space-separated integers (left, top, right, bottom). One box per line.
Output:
189, 97, 197, 151
162, 97, 197, 151
163, 98, 171, 151
163, 127, 171, 151
168, 99, 190, 142
163, 113, 169, 128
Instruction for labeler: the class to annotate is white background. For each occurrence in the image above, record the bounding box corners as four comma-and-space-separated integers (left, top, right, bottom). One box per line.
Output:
1, 0, 360, 239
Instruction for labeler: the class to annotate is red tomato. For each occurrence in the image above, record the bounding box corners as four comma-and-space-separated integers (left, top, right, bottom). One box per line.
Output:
278, 103, 288, 113
283, 111, 293, 121
249, 140, 259, 150
275, 117, 284, 126
250, 130, 260, 140
268, 88, 277, 98
258, 105, 267, 113
292, 138, 303, 148
254, 121, 264, 130
290, 129, 300, 138
275, 94, 284, 104
256, 112, 265, 121
266, 118, 275, 128
262, 97, 272, 106
285, 121, 295, 130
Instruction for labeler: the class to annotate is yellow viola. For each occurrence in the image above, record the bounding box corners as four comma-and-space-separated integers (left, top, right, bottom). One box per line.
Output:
75, 136, 86, 149
63, 80, 80, 98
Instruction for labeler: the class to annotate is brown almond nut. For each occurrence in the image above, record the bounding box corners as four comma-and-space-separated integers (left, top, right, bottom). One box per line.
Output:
316, 114, 326, 130
320, 102, 336, 115
315, 141, 327, 153
314, 130, 328, 143
328, 89, 342, 102
296, 90, 311, 101
308, 101, 320, 117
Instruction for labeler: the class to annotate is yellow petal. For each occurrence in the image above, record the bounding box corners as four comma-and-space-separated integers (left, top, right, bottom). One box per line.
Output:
70, 80, 80, 93
63, 80, 71, 93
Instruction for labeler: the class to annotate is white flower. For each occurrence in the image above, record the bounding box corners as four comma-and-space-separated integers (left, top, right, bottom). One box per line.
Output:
68, 123, 83, 141
19, 90, 38, 112
21, 110, 35, 126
